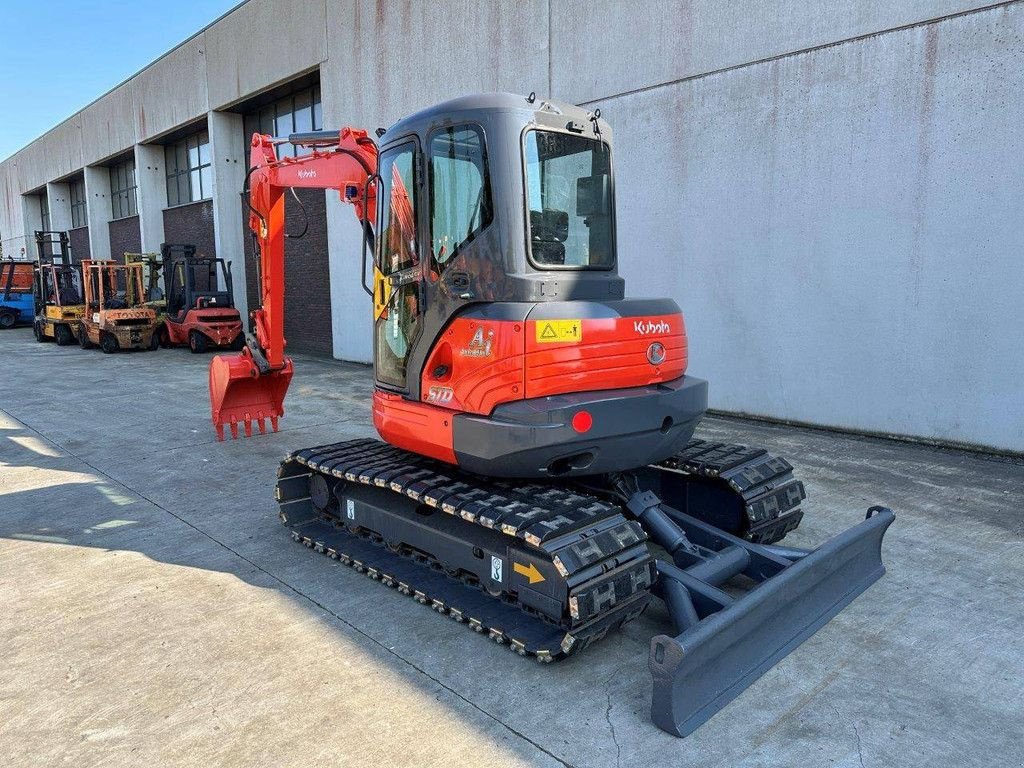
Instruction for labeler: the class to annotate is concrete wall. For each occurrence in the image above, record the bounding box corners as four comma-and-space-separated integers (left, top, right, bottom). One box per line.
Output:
320, 0, 550, 363
604, 3, 1024, 452
0, 0, 1020, 452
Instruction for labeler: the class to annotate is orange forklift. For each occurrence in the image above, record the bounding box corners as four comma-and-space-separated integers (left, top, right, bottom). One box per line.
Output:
78, 259, 160, 353
157, 244, 244, 353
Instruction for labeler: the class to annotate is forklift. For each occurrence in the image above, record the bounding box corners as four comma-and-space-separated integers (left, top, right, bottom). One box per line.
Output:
0, 259, 35, 328
32, 231, 85, 345
78, 259, 160, 353
158, 243, 243, 353
124, 251, 167, 321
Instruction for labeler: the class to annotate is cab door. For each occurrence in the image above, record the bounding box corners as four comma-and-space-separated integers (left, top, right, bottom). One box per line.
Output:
373, 140, 423, 391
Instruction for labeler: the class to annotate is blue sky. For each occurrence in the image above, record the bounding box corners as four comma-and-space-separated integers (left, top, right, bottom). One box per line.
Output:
0, 0, 243, 161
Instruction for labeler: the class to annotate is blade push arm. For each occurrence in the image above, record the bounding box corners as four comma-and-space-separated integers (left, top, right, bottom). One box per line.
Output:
247, 128, 378, 370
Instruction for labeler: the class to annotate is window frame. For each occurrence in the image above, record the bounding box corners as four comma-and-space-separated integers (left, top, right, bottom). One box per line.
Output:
373, 136, 422, 393
427, 122, 493, 277
165, 130, 213, 207
69, 179, 88, 229
39, 195, 50, 232
109, 158, 138, 220
243, 85, 323, 159
520, 127, 617, 272
374, 138, 421, 276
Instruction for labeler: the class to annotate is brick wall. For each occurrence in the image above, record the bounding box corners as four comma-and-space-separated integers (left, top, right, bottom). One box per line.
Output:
108, 216, 142, 261
163, 200, 216, 259
68, 226, 90, 262
241, 188, 333, 356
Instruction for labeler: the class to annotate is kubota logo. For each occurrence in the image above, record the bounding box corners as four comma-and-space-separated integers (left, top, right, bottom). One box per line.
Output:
298, 169, 317, 179
634, 319, 671, 335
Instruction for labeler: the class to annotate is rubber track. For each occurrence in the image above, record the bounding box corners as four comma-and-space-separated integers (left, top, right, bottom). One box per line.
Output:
652, 439, 807, 544
276, 438, 655, 661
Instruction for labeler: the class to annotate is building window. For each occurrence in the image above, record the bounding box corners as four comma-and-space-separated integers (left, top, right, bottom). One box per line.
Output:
109, 159, 138, 220
243, 85, 322, 159
70, 179, 87, 228
39, 194, 50, 232
165, 130, 212, 207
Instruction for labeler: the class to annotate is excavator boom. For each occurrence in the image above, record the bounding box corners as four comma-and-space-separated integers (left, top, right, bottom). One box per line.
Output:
209, 129, 378, 439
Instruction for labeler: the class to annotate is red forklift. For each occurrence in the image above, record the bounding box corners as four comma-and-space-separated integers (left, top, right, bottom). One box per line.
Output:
157, 243, 244, 353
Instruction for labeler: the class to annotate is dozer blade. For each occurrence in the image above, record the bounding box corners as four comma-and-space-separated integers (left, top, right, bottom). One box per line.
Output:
649, 506, 894, 737
209, 352, 294, 440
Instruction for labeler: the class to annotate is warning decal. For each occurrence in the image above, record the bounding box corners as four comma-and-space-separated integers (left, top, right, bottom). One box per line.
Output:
535, 319, 583, 344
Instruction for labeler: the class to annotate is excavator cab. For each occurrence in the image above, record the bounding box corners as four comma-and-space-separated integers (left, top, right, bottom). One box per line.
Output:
366, 94, 704, 477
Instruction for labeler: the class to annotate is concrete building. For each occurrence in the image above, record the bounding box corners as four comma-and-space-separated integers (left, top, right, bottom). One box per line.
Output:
1, 0, 1021, 452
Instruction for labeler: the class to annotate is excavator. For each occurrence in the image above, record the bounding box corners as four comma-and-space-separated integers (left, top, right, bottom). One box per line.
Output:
209, 93, 894, 737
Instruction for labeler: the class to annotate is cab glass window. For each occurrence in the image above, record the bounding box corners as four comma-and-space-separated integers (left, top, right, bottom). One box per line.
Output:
524, 130, 614, 269
377, 143, 418, 276
429, 125, 492, 274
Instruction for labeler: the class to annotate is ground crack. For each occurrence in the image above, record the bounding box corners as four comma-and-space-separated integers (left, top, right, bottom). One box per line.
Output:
832, 703, 866, 768
603, 667, 624, 768
852, 721, 866, 768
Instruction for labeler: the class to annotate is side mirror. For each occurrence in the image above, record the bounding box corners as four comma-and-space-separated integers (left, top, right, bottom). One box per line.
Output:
576, 174, 610, 217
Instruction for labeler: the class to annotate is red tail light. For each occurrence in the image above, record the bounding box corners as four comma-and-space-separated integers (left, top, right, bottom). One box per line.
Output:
571, 410, 593, 433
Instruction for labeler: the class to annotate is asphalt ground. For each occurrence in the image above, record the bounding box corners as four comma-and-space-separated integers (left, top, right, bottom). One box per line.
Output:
2, 327, 1022, 767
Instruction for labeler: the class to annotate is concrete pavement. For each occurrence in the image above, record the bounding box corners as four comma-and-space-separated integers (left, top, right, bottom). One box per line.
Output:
1, 327, 1022, 767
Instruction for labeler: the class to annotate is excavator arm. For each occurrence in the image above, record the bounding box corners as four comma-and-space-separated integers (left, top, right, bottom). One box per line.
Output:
209, 129, 378, 440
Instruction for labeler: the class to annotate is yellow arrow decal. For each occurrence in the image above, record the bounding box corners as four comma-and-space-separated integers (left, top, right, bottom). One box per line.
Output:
513, 561, 545, 584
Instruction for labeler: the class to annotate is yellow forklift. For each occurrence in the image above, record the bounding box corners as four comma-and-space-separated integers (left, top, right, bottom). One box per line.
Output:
124, 251, 166, 319
32, 231, 85, 345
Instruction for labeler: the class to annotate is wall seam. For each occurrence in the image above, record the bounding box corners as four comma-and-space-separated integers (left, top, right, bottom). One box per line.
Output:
547, 0, 553, 94
577, 0, 1021, 106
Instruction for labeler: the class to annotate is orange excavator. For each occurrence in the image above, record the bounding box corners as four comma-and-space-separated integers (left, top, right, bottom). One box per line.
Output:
209, 93, 894, 737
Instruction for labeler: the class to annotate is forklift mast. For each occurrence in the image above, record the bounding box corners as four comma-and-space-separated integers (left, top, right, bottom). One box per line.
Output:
33, 231, 82, 312
160, 243, 236, 317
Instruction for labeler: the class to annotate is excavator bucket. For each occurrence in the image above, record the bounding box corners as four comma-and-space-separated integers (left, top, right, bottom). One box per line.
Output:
209, 352, 294, 440
648, 505, 895, 736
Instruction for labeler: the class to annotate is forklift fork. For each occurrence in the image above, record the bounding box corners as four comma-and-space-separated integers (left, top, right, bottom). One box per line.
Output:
626, 491, 894, 736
